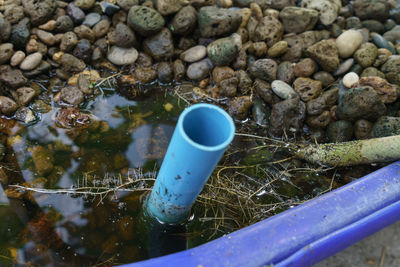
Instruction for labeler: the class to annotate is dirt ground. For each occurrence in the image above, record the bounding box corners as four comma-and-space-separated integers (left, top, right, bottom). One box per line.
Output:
316, 221, 400, 267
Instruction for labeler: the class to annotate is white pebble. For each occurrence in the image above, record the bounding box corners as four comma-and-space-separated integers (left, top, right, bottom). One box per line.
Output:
342, 72, 359, 88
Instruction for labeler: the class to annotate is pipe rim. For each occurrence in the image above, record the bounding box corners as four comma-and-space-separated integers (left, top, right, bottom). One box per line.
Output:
178, 103, 235, 152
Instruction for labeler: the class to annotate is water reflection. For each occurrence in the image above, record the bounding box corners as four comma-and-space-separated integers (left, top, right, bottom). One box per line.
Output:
0, 87, 184, 266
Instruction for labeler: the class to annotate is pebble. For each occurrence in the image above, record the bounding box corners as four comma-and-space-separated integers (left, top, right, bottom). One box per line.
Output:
170, 5, 197, 35
74, 0, 95, 10
73, 39, 92, 63
279, 7, 319, 34
313, 71, 335, 87
0, 43, 14, 65
333, 58, 354, 76
0, 17, 11, 42
301, 0, 341, 26
10, 50, 25, 66
198, 6, 241, 38
306, 40, 340, 72
207, 33, 242, 66
342, 72, 359, 88
100, 1, 121, 16
60, 86, 84, 106
293, 58, 315, 77
336, 30, 363, 58
354, 119, 373, 139
143, 28, 174, 61
66, 3, 86, 25
372, 33, 396, 55
186, 58, 213, 81
16, 87, 36, 106
36, 29, 56, 46
20, 52, 43, 71
127, 5, 165, 36
267, 41, 288, 58
354, 42, 378, 68
0, 96, 18, 116
228, 96, 253, 120
252, 15, 283, 47
0, 69, 28, 88
271, 80, 297, 100
114, 23, 136, 48
212, 66, 235, 85
180, 45, 207, 63
55, 16, 74, 33
93, 20, 110, 38
61, 53, 86, 73
107, 46, 138, 65
82, 13, 101, 27
293, 77, 322, 102
327, 120, 353, 142
39, 20, 56, 32
60, 32, 78, 52
248, 59, 278, 83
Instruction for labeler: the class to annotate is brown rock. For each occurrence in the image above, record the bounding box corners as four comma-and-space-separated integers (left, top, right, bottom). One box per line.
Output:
293, 58, 315, 77
306, 110, 331, 128
352, 76, 398, 104
212, 66, 235, 85
293, 77, 322, 102
228, 96, 253, 120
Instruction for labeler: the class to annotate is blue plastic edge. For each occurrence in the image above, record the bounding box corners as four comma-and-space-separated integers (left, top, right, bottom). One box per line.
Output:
121, 161, 400, 267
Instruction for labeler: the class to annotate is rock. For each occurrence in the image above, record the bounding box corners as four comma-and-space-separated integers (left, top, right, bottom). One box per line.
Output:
60, 86, 84, 106
306, 95, 326, 116
353, 76, 398, 104
327, 120, 353, 142
74, 25, 95, 43
36, 30, 56, 46
61, 53, 86, 73
20, 52, 42, 71
248, 59, 277, 82
267, 41, 288, 58
252, 15, 283, 47
134, 67, 157, 83
370, 116, 400, 138
114, 23, 136, 48
143, 28, 174, 61
186, 58, 213, 81
249, 42, 268, 58
55, 16, 74, 33
22, 0, 56, 26
0, 96, 18, 116
0, 17, 11, 42
66, 3, 86, 25
354, 119, 373, 139
293, 77, 322, 102
301, 0, 341, 26
4, 4, 24, 24
353, 0, 390, 21
60, 32, 78, 52
232, 49, 247, 70
107, 46, 138, 66
127, 5, 165, 36
30, 146, 54, 176
157, 62, 173, 83
16, 87, 36, 106
14, 107, 36, 124
74, 0, 95, 10
361, 67, 385, 79
254, 79, 279, 105
73, 39, 92, 63
83, 13, 101, 27
0, 69, 28, 88
381, 55, 400, 85
362, 20, 385, 34
354, 42, 378, 68
212, 66, 234, 85
236, 70, 252, 94
117, 0, 139, 11
10, 21, 30, 49
279, 7, 318, 34
228, 96, 252, 120
156, 0, 189, 15
39, 20, 56, 32
207, 33, 241, 66
313, 71, 335, 87
269, 97, 306, 137
0, 43, 14, 65
181, 45, 206, 63
77, 73, 93, 95
198, 6, 241, 38
271, 80, 297, 100
232, 0, 271, 9
173, 59, 186, 81
170, 5, 197, 35
10, 51, 25, 67
306, 40, 340, 72
100, 1, 121, 16
372, 34, 396, 55
336, 86, 386, 121
342, 72, 359, 88
336, 30, 363, 58
306, 110, 331, 129
220, 77, 238, 96
23, 60, 51, 78
93, 20, 110, 38
277, 61, 295, 84
293, 58, 315, 77
252, 97, 268, 127
333, 58, 354, 76
383, 26, 400, 45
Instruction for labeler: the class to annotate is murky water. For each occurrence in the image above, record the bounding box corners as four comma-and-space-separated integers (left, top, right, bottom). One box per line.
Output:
0, 79, 377, 266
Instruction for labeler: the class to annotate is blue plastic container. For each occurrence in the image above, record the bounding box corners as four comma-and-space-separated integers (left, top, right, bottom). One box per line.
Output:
146, 103, 235, 223
123, 161, 400, 266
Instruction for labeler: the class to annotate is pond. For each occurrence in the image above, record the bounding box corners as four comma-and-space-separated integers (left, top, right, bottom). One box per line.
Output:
0, 79, 377, 266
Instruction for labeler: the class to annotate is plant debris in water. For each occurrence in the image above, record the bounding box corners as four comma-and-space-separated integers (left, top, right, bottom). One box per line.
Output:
0, 0, 399, 265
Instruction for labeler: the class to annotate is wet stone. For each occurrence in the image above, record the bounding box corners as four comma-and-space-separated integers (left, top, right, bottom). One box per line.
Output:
173, 59, 186, 81
0, 69, 28, 88
61, 53, 86, 73
157, 62, 173, 83
235, 70, 252, 95
60, 86, 84, 106
212, 66, 234, 85
73, 39, 93, 63
186, 58, 213, 81
134, 67, 157, 83
20, 52, 42, 71
0, 96, 18, 116
10, 21, 30, 49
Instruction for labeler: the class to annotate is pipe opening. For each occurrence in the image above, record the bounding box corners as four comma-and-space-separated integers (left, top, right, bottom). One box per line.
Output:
182, 105, 234, 148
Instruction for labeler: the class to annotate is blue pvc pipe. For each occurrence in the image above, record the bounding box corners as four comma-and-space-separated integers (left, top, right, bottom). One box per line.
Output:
123, 161, 400, 267
146, 103, 235, 223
